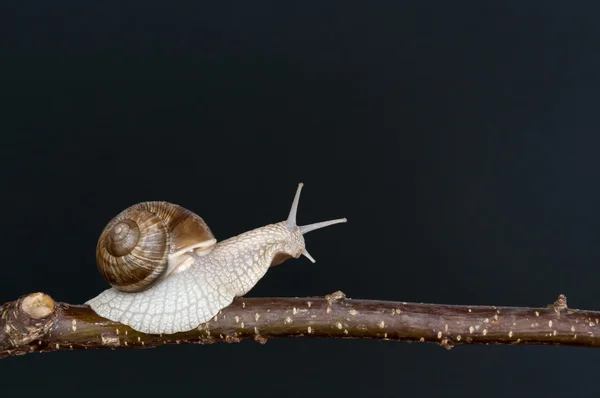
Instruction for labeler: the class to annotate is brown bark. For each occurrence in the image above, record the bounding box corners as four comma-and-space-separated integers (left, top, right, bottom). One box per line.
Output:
0, 291, 598, 359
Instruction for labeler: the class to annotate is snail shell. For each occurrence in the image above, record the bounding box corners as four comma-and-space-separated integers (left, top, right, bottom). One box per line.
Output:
96, 201, 215, 293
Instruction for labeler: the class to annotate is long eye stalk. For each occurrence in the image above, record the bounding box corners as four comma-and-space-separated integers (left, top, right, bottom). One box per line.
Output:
285, 182, 347, 262
286, 183, 304, 229
299, 219, 347, 234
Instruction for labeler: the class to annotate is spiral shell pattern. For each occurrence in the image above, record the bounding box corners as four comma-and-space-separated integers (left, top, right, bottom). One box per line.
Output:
96, 201, 214, 293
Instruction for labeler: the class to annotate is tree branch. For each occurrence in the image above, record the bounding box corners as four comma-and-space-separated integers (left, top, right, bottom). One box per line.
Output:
1, 291, 598, 359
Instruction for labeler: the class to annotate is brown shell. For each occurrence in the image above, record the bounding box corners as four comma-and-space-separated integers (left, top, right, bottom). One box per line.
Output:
96, 201, 215, 293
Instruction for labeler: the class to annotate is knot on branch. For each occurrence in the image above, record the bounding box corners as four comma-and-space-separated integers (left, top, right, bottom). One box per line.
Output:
551, 294, 568, 315
1, 293, 58, 351
325, 290, 346, 304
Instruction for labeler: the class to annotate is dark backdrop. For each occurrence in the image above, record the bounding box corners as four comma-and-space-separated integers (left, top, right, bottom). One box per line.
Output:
2, 2, 600, 397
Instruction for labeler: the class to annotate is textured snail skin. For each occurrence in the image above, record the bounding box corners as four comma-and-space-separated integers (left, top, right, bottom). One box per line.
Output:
86, 222, 306, 334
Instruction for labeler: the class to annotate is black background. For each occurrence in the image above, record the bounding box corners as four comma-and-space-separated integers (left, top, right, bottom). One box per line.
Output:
2, 2, 600, 397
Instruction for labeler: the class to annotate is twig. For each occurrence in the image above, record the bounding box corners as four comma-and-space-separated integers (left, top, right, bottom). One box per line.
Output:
0, 291, 598, 359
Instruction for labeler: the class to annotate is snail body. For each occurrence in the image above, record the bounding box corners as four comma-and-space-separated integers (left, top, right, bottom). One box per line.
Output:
86, 183, 346, 334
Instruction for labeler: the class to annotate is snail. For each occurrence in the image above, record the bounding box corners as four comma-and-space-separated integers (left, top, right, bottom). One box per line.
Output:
86, 183, 347, 334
